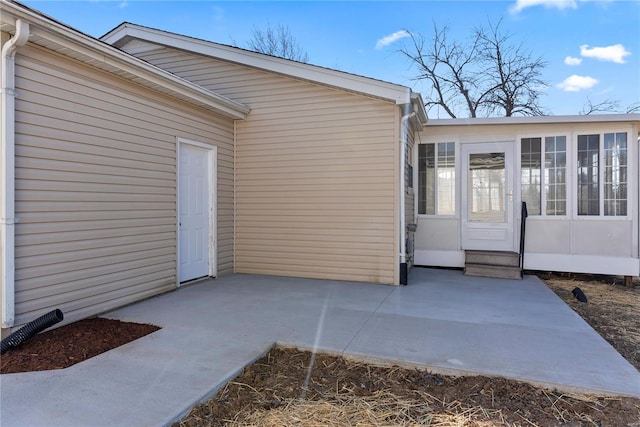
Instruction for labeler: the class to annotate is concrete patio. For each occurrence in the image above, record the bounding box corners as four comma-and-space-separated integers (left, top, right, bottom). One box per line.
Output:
1, 267, 639, 427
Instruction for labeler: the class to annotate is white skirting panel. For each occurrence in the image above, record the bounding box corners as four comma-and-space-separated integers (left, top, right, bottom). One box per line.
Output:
414, 249, 465, 268
416, 249, 640, 276
524, 253, 640, 276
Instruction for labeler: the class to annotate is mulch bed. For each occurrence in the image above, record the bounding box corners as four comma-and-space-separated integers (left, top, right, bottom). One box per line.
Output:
0, 317, 159, 374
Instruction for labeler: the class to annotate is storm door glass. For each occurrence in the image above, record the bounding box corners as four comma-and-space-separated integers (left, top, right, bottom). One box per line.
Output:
468, 152, 506, 222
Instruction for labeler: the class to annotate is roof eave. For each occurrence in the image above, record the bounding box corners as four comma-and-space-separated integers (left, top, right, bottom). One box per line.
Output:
102, 23, 412, 105
426, 114, 640, 127
1, 1, 249, 120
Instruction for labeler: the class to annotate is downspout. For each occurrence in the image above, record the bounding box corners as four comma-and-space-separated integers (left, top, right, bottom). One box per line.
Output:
1, 20, 30, 329
233, 120, 237, 273
399, 103, 416, 285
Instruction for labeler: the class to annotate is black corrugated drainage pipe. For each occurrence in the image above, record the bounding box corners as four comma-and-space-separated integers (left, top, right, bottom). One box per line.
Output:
0, 309, 63, 354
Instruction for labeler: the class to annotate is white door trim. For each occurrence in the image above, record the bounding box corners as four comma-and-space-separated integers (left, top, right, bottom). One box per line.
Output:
176, 138, 217, 285
461, 141, 516, 251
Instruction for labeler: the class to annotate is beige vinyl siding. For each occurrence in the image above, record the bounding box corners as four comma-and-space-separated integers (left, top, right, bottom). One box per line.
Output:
11, 44, 235, 328
128, 43, 399, 284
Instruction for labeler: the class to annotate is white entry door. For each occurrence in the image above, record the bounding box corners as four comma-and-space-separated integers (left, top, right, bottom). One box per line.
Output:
461, 142, 515, 251
179, 143, 215, 282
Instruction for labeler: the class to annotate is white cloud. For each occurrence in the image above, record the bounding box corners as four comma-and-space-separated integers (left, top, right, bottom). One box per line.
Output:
564, 56, 582, 66
580, 44, 631, 64
557, 75, 599, 92
564, 56, 582, 65
375, 30, 410, 50
511, 0, 577, 13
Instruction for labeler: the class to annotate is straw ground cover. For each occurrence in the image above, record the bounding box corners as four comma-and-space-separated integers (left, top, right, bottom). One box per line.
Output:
176, 347, 639, 426
176, 273, 640, 427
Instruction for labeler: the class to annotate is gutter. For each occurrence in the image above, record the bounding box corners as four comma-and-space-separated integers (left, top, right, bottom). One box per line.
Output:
1, 19, 30, 328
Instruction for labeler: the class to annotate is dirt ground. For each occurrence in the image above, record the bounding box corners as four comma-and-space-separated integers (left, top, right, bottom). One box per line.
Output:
1, 272, 639, 426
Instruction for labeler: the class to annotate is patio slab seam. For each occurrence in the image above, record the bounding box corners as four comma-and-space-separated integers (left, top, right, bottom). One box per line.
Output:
338, 285, 398, 356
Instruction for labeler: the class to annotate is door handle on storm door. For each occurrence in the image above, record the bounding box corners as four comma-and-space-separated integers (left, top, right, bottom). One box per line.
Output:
508, 191, 513, 202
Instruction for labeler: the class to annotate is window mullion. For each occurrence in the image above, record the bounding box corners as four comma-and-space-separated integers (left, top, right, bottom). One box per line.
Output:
434, 144, 439, 214
540, 146, 545, 216
599, 136, 604, 216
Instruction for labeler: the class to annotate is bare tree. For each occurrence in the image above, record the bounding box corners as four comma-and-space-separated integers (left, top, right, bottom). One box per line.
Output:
401, 24, 484, 118
475, 21, 547, 117
247, 24, 309, 63
627, 102, 640, 114
400, 20, 547, 118
580, 98, 640, 115
579, 98, 621, 115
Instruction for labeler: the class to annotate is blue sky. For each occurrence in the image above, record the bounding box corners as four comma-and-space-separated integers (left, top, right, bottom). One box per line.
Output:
21, 0, 640, 117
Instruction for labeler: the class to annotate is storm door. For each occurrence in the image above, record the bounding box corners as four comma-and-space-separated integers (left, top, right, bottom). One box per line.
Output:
461, 142, 515, 251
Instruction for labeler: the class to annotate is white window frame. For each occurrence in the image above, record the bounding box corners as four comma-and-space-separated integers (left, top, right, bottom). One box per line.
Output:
572, 130, 631, 220
517, 133, 571, 218
415, 140, 459, 218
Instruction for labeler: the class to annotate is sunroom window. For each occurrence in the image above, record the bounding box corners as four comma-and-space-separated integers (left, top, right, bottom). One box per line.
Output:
604, 132, 627, 216
418, 142, 455, 215
577, 132, 627, 216
520, 136, 566, 216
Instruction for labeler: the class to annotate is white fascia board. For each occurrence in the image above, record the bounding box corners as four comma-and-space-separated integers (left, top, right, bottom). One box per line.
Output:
427, 114, 640, 127
102, 23, 412, 105
411, 92, 428, 126
1, 1, 249, 119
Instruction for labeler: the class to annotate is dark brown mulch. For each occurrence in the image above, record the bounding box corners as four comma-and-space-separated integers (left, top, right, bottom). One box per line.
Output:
0, 317, 159, 374
175, 347, 640, 427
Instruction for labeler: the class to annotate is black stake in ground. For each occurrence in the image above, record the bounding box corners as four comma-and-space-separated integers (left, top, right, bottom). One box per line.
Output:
572, 287, 588, 303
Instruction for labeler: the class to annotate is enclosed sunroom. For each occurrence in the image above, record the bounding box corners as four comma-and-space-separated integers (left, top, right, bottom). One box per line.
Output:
413, 115, 640, 277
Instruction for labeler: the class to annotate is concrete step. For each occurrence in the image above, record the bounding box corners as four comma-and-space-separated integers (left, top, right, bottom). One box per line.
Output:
464, 263, 522, 280
465, 250, 520, 267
